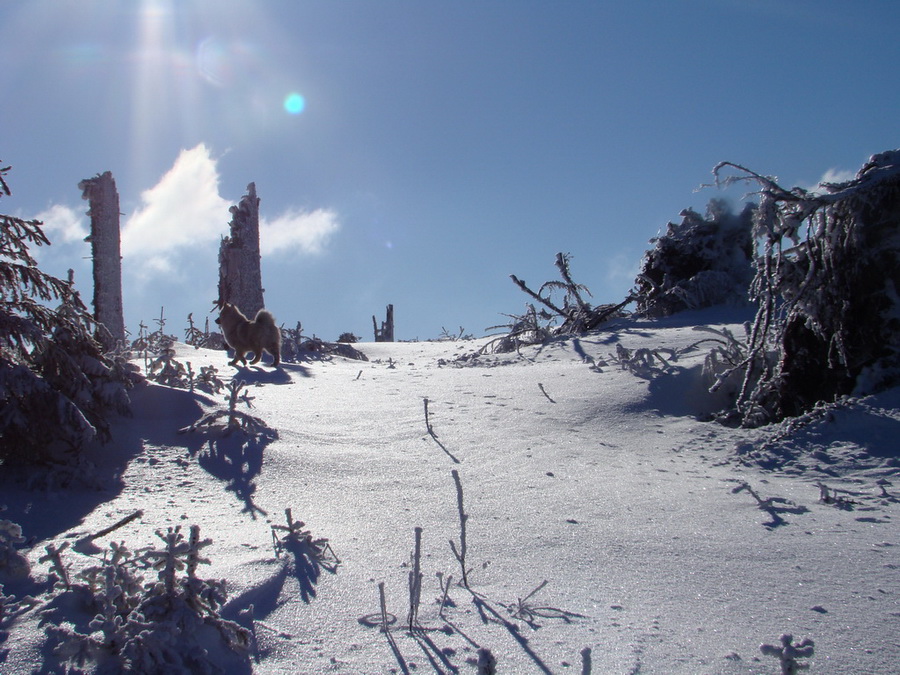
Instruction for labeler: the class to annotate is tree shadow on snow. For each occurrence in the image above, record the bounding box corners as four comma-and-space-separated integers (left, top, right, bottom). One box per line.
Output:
194, 427, 277, 519
469, 592, 555, 674
0, 382, 211, 542
279, 536, 338, 603
223, 539, 339, 661
732, 482, 810, 529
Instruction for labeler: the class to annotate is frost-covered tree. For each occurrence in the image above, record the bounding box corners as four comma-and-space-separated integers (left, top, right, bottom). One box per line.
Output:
0, 162, 135, 465
634, 199, 755, 318
712, 150, 900, 425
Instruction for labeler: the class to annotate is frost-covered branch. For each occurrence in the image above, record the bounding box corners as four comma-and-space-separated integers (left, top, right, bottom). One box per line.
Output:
708, 150, 900, 426
495, 253, 631, 353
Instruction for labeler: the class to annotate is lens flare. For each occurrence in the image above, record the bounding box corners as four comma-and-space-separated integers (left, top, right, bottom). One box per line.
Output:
284, 92, 306, 115
196, 36, 231, 86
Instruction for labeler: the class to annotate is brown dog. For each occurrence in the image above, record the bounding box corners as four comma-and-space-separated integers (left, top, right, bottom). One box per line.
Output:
215, 303, 282, 367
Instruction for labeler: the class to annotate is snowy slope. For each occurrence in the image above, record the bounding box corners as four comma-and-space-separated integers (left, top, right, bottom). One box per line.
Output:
2, 307, 898, 674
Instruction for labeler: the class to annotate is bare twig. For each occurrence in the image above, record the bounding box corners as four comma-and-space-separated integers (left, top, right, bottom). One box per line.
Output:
449, 469, 470, 588
379, 582, 390, 633
436, 572, 453, 619
423, 398, 436, 438
407, 527, 423, 631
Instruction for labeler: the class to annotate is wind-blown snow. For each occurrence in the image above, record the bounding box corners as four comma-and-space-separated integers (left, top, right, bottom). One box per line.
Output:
2, 307, 897, 674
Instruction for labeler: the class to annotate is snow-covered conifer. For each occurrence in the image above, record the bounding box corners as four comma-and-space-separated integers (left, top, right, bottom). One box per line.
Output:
0, 162, 137, 465
634, 199, 755, 318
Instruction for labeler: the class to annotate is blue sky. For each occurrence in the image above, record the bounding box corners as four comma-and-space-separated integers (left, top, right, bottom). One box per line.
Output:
2, 0, 898, 341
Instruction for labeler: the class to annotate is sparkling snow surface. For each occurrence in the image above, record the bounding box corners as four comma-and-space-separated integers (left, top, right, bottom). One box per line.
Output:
3, 307, 898, 674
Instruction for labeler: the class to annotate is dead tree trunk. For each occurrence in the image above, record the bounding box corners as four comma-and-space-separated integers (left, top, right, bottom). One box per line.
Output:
218, 182, 264, 317
373, 304, 394, 342
79, 171, 125, 351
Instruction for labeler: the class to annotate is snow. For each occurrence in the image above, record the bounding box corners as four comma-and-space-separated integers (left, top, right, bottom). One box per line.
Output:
1, 306, 898, 674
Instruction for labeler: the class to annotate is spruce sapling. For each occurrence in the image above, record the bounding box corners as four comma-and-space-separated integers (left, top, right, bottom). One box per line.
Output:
0, 511, 30, 582
760, 633, 815, 674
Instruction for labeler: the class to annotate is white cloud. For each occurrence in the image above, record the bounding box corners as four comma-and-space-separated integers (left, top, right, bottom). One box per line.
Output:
121, 143, 340, 280
35, 204, 88, 244
261, 207, 341, 256
122, 144, 230, 276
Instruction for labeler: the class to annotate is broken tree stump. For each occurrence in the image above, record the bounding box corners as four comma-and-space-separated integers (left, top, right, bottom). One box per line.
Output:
373, 303, 394, 342
79, 171, 125, 351
218, 182, 265, 317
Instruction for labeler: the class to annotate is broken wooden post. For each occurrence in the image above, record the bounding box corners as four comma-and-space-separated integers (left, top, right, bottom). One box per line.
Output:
373, 303, 394, 342
218, 182, 264, 316
79, 171, 125, 351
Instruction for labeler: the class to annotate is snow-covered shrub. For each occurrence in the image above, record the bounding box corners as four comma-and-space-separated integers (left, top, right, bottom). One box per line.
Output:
179, 379, 275, 439
0, 163, 136, 466
279, 322, 368, 362
44, 525, 251, 674
270, 508, 339, 567
144, 338, 225, 395
184, 312, 227, 351
192, 364, 225, 395
609, 343, 677, 378
146, 342, 191, 388
694, 324, 750, 409
712, 151, 900, 425
484, 304, 555, 354
132, 309, 177, 355
0, 509, 30, 582
633, 199, 755, 318
437, 326, 473, 341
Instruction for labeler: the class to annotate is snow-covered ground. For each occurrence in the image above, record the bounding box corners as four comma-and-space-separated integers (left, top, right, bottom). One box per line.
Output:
2, 307, 898, 674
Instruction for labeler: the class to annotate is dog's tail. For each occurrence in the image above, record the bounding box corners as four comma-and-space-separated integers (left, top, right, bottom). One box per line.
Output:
254, 309, 276, 326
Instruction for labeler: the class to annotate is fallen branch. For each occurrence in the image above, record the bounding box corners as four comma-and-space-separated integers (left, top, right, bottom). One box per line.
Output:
83, 510, 143, 542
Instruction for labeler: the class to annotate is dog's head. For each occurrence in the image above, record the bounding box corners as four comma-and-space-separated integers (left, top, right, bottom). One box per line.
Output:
214, 302, 238, 326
